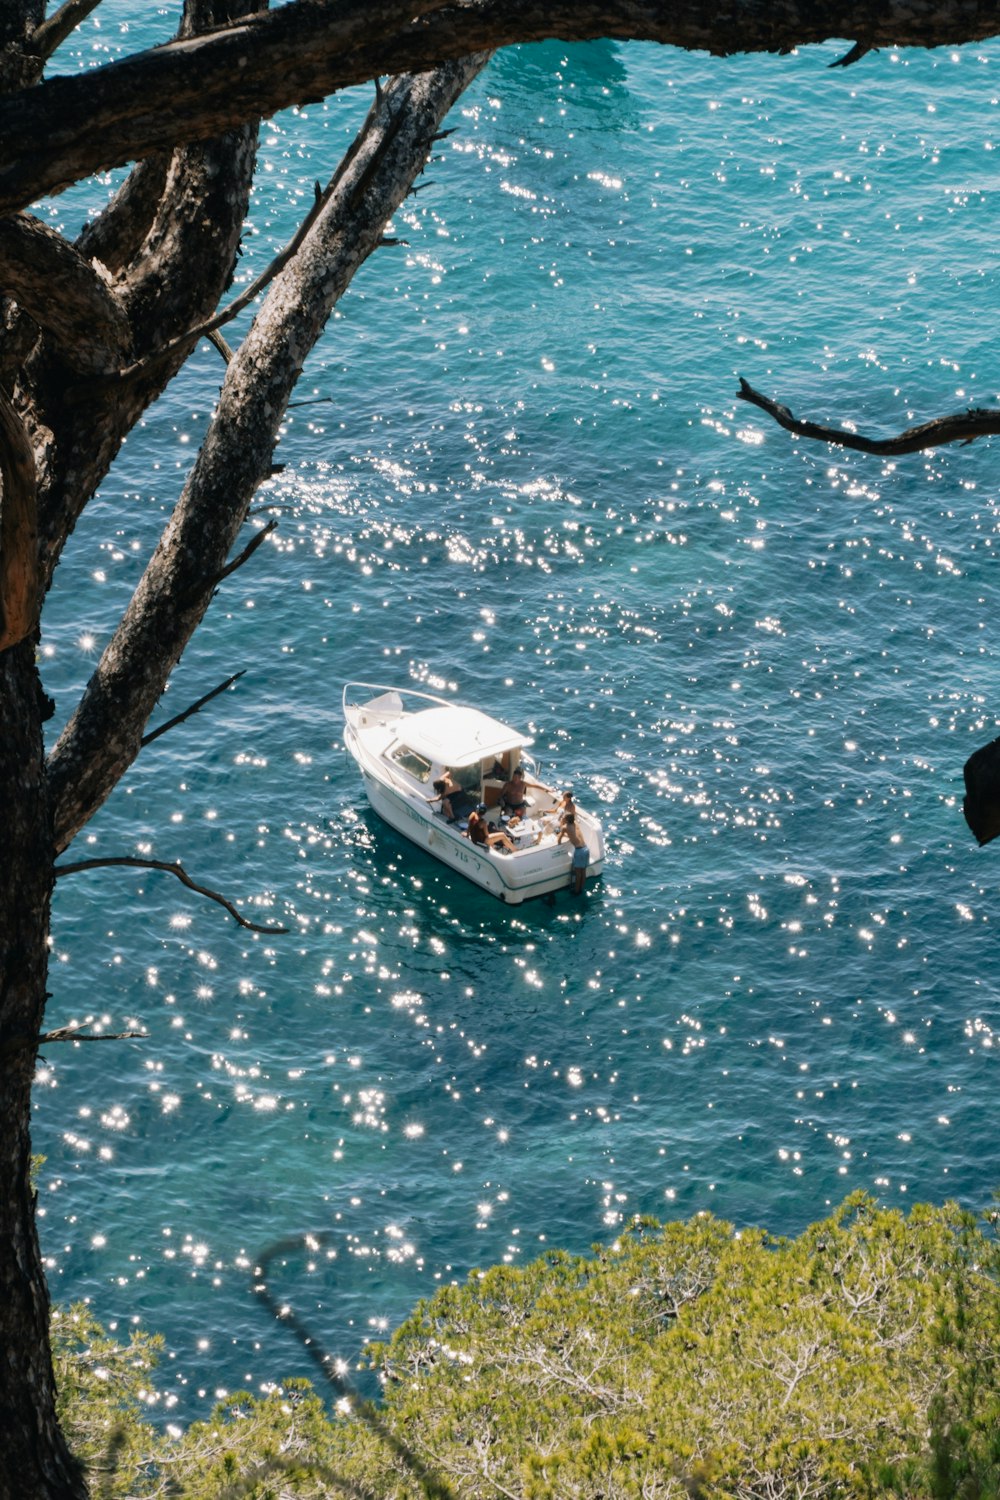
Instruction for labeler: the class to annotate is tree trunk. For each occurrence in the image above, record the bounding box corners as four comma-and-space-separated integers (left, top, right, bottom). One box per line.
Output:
0, 641, 84, 1500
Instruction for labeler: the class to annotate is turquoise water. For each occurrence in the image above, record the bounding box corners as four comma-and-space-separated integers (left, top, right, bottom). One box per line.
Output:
34, 13, 1000, 1422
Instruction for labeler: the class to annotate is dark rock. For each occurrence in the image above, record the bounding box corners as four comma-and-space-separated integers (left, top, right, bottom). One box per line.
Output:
963, 736, 1000, 845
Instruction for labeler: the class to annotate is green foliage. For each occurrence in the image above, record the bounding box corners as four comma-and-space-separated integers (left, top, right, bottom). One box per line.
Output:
52, 1304, 165, 1496
53, 1198, 1000, 1499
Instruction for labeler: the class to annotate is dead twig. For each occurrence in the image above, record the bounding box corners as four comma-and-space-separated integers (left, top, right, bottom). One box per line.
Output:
117, 180, 335, 377
213, 519, 277, 588
38, 1026, 148, 1044
206, 326, 234, 365
177, 519, 277, 611
54, 856, 289, 934
141, 669, 245, 747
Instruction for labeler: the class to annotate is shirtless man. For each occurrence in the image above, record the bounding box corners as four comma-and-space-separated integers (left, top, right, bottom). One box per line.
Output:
557, 812, 589, 894
501, 764, 543, 816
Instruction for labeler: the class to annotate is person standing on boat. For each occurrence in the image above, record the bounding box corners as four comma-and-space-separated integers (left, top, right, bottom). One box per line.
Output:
426, 771, 463, 822
501, 765, 543, 816
558, 813, 589, 894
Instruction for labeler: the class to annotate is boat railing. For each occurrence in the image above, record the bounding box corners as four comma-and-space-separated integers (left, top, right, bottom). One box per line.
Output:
342, 680, 454, 725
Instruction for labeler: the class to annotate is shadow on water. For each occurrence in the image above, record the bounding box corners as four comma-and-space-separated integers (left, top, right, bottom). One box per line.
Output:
490, 38, 637, 123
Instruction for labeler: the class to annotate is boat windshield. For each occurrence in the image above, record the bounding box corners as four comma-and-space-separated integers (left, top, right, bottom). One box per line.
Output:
388, 744, 432, 782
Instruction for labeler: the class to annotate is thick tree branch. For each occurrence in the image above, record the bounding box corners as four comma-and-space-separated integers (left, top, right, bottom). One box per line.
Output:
0, 213, 132, 373
0, 386, 38, 652
53, 856, 289, 934
0, 2, 46, 91
1, 0, 997, 215
736, 376, 1000, 456
47, 55, 489, 850
74, 154, 170, 275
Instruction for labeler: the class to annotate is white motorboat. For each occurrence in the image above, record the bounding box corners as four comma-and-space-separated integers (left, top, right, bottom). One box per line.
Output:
342, 682, 606, 903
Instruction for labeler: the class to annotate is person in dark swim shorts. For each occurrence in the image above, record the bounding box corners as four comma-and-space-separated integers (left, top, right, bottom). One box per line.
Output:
501, 764, 543, 816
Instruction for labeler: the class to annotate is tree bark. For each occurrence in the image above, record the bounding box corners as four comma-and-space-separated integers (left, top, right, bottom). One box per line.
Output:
0, 9, 264, 1496
30, 107, 261, 590
0, 385, 38, 650
1, 0, 997, 215
0, 0, 45, 92
0, 641, 84, 1500
0, 216, 132, 374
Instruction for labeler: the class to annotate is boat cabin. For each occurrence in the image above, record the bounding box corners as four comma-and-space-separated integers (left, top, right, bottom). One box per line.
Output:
384, 704, 534, 817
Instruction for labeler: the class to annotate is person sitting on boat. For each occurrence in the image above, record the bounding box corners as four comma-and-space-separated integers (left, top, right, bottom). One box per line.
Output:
501, 765, 543, 817
466, 805, 517, 854
557, 812, 589, 894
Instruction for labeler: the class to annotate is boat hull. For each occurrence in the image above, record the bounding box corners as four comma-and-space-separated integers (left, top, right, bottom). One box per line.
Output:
358, 763, 602, 904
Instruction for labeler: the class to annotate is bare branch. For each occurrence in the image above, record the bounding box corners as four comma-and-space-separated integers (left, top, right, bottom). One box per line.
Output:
2, 1023, 148, 1060
53, 856, 289, 934
141, 669, 245, 748
74, 153, 170, 275
2, 0, 998, 215
0, 386, 38, 652
118, 179, 335, 378
210, 519, 277, 589
829, 39, 874, 66
28, 0, 104, 65
175, 521, 278, 610
206, 327, 234, 364
736, 376, 1000, 456
37, 1026, 148, 1045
